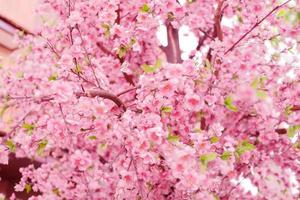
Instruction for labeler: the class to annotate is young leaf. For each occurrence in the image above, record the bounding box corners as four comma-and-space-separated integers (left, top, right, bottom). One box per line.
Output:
210, 136, 219, 144
199, 152, 217, 171
256, 89, 267, 100
141, 64, 157, 73
37, 139, 48, 156
22, 123, 35, 134
140, 4, 151, 13
284, 105, 293, 116
235, 140, 255, 157
224, 96, 238, 112
6, 139, 16, 152
167, 134, 180, 143
48, 72, 58, 81
141, 59, 162, 73
220, 151, 231, 160
160, 106, 173, 113
118, 45, 127, 58
88, 135, 97, 140
74, 64, 82, 74
101, 23, 111, 38
25, 183, 32, 194
251, 76, 267, 89
287, 125, 300, 138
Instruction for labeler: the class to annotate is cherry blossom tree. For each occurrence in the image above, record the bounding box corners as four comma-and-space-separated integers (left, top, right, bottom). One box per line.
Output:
0, 0, 300, 199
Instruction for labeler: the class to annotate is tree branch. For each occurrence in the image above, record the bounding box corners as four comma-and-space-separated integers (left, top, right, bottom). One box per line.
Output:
161, 22, 182, 64
206, 0, 225, 62
214, 0, 225, 41
225, 0, 292, 55
76, 89, 126, 111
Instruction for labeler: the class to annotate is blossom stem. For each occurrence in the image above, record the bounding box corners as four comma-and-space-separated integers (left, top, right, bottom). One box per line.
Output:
225, 0, 292, 54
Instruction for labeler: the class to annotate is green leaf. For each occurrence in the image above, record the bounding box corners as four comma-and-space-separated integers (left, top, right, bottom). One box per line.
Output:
25, 183, 32, 194
167, 134, 180, 143
210, 136, 219, 144
101, 23, 111, 38
277, 9, 288, 19
88, 135, 97, 140
160, 106, 173, 113
118, 45, 127, 58
285, 105, 293, 116
140, 4, 151, 13
256, 89, 267, 100
6, 139, 16, 152
22, 123, 35, 134
235, 140, 255, 157
251, 76, 267, 89
199, 152, 217, 171
224, 96, 238, 112
287, 125, 300, 138
141, 59, 162, 73
220, 151, 231, 160
74, 64, 82, 74
141, 64, 156, 73
129, 38, 137, 46
37, 139, 48, 156
154, 59, 162, 68
48, 72, 58, 81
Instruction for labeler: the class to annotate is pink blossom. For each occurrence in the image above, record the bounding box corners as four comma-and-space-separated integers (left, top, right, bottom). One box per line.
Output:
184, 94, 204, 111
70, 150, 92, 171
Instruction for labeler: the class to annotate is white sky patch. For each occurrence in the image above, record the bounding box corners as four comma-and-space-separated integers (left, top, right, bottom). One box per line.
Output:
156, 22, 168, 47
179, 25, 198, 60
231, 177, 259, 196
178, 0, 186, 5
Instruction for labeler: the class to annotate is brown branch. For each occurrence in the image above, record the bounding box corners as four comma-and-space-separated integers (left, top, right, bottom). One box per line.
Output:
117, 86, 140, 97
225, 0, 292, 55
275, 128, 287, 135
196, 28, 212, 51
214, 0, 225, 41
291, 105, 300, 112
206, 0, 225, 62
0, 130, 6, 137
96, 42, 115, 57
76, 89, 126, 111
161, 22, 182, 64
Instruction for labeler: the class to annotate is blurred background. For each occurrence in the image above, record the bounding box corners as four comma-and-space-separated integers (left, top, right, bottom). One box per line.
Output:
0, 0, 38, 59
0, 1, 40, 198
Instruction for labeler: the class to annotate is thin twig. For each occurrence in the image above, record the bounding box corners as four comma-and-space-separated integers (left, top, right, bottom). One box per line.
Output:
225, 0, 292, 54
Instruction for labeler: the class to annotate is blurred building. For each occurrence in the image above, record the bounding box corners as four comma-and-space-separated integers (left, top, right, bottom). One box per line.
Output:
0, 0, 38, 59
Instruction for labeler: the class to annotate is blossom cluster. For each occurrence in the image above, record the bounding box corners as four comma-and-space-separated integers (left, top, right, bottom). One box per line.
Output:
0, 0, 300, 199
